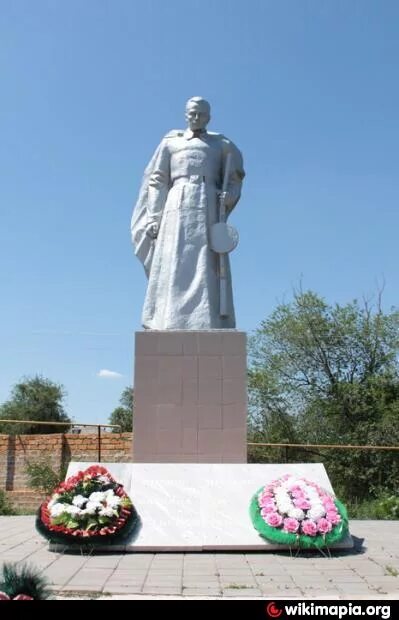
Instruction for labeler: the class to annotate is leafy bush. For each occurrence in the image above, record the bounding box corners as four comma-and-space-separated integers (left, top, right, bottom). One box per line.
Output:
25, 461, 67, 495
375, 494, 399, 519
0, 490, 14, 516
342, 492, 399, 519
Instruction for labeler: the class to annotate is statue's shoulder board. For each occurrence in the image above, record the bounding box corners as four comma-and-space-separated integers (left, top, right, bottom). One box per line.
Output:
207, 131, 225, 138
164, 129, 184, 138
209, 133, 232, 148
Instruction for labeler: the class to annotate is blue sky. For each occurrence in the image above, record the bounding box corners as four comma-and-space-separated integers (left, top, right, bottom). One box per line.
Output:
1, 1, 398, 424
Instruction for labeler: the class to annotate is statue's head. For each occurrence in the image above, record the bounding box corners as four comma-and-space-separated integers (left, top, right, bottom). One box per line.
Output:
185, 97, 211, 132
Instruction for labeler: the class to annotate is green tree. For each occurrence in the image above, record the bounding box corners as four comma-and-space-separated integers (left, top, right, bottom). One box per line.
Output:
108, 387, 134, 432
248, 290, 399, 500
0, 376, 71, 435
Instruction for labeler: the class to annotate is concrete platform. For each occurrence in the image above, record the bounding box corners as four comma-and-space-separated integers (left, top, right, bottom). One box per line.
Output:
0, 516, 397, 599
62, 462, 353, 552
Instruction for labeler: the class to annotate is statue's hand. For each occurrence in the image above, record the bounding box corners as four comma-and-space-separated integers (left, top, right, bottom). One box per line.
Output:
145, 222, 159, 239
218, 191, 231, 207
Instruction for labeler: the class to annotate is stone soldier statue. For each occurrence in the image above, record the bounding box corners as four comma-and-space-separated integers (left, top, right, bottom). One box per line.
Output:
131, 97, 245, 330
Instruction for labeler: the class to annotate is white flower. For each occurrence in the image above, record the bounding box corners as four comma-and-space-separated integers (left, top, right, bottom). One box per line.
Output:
48, 494, 60, 509
72, 495, 87, 508
64, 505, 82, 517
310, 500, 324, 511
288, 507, 305, 520
50, 503, 67, 518
99, 507, 115, 518
85, 501, 103, 515
89, 492, 106, 503
308, 506, 326, 521
275, 486, 289, 495
106, 495, 121, 509
98, 475, 111, 484
284, 477, 303, 489
276, 499, 292, 514
275, 490, 290, 504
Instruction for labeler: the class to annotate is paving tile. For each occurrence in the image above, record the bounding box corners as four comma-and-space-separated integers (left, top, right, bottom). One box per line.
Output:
275, 587, 304, 597
183, 568, 218, 574
249, 566, 290, 576
148, 566, 183, 573
42, 568, 85, 586
83, 557, 121, 569
183, 581, 220, 589
184, 553, 215, 560
182, 588, 222, 596
117, 558, 153, 568
60, 585, 106, 594
106, 575, 146, 583
106, 567, 147, 577
304, 590, 341, 598
66, 568, 114, 588
330, 575, 369, 584
222, 588, 262, 597
337, 584, 379, 595
183, 576, 220, 584
103, 585, 144, 594
258, 586, 286, 596
142, 586, 182, 595
1, 517, 399, 599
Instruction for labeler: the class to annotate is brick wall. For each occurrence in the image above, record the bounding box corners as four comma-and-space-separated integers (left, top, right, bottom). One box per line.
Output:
0, 432, 133, 511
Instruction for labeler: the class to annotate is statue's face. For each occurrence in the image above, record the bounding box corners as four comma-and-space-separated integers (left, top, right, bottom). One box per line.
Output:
185, 103, 210, 131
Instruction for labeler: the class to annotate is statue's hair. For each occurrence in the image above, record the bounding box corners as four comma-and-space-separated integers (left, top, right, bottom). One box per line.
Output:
185, 96, 211, 114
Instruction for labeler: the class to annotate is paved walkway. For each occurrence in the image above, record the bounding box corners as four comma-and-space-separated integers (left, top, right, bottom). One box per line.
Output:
0, 517, 398, 599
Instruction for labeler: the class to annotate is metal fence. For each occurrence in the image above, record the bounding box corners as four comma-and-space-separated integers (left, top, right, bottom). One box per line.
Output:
1, 420, 397, 464
247, 441, 399, 463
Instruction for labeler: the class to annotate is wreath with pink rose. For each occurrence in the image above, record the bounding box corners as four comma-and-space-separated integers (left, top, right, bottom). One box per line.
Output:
250, 474, 348, 548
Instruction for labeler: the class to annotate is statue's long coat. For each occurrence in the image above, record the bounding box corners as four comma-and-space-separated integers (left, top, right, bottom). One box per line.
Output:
131, 129, 244, 330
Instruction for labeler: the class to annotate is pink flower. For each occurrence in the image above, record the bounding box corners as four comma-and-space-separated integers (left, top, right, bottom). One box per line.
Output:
301, 519, 318, 536
259, 497, 276, 510
261, 505, 277, 517
260, 492, 274, 500
283, 517, 300, 533
322, 497, 336, 511
291, 489, 306, 499
0, 592, 34, 600
265, 512, 284, 528
294, 498, 311, 510
326, 510, 341, 525
289, 485, 304, 495
261, 486, 274, 496
317, 518, 333, 534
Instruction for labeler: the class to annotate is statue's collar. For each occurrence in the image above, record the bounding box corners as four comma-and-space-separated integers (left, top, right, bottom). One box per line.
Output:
183, 128, 207, 140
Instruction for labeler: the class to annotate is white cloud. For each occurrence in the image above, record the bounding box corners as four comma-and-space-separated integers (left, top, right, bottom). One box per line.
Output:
97, 369, 124, 379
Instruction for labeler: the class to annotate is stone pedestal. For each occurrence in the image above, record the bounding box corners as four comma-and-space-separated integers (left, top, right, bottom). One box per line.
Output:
133, 330, 247, 463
